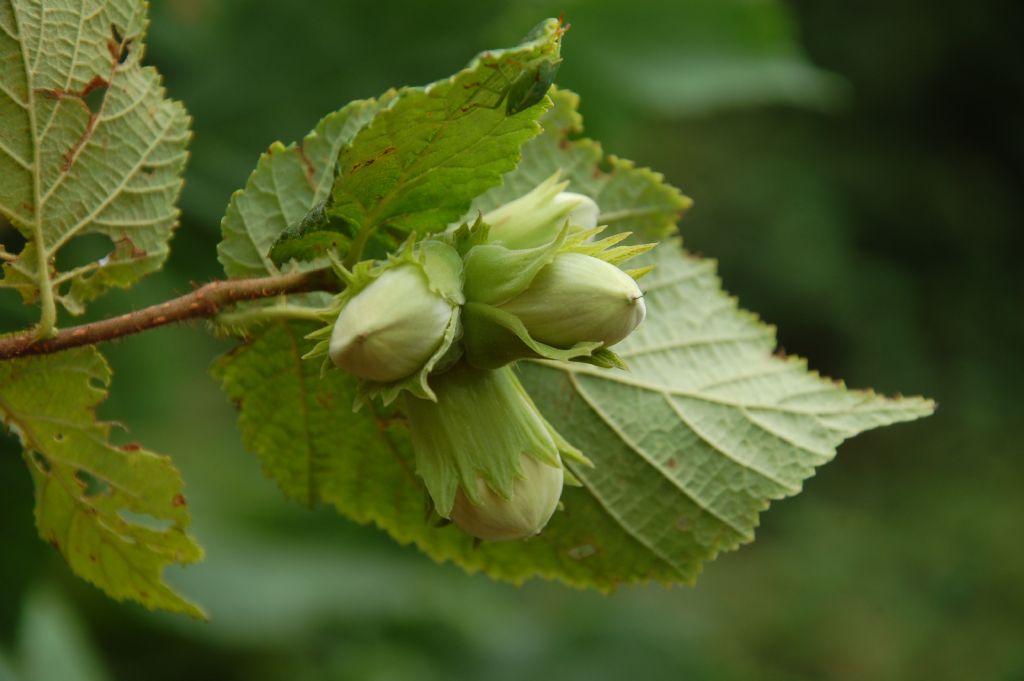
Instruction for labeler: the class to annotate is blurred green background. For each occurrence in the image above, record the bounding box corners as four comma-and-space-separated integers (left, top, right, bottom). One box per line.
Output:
2, 0, 1021, 679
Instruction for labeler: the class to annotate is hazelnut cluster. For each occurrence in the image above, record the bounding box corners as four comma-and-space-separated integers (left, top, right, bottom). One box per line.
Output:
308, 175, 653, 540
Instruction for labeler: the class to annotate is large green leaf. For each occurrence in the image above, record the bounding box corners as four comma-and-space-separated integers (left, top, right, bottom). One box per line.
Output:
0, 347, 204, 618
218, 19, 565, 277
0, 0, 189, 319
213, 77, 932, 587
287, 19, 564, 261
521, 242, 934, 580
215, 249, 931, 587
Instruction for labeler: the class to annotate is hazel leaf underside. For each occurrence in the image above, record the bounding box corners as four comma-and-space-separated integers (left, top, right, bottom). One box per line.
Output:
520, 242, 934, 580
215, 240, 933, 587
0, 0, 190, 314
0, 347, 204, 617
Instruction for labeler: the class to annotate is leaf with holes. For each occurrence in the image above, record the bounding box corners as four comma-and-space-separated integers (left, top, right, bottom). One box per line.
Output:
0, 347, 204, 617
0, 0, 189, 325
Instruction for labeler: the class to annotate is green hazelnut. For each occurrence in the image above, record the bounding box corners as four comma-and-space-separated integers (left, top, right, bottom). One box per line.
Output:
499, 252, 646, 348
451, 451, 563, 541
329, 265, 456, 382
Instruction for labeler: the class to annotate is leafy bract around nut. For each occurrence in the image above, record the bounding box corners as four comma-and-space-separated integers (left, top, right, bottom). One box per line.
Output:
472, 172, 595, 249
402, 363, 586, 538
306, 239, 464, 405
451, 451, 564, 542
329, 264, 453, 383
500, 252, 647, 348
456, 177, 655, 370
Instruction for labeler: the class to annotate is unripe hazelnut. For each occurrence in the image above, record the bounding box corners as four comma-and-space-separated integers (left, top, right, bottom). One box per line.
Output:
451, 451, 564, 541
499, 252, 646, 348
553, 191, 599, 232
329, 265, 456, 382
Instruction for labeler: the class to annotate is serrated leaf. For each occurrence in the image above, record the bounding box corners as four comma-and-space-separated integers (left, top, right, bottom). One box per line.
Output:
217, 96, 385, 279
215, 238, 932, 587
0, 347, 204, 618
210, 21, 930, 588
217, 20, 564, 288
321, 19, 563, 249
520, 241, 934, 581
474, 87, 692, 241
0, 0, 189, 317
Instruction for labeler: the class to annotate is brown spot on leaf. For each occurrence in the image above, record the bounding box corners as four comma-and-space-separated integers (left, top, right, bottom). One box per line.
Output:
61, 112, 98, 172
172, 494, 187, 507
120, 442, 142, 452
113, 236, 146, 259
295, 145, 315, 190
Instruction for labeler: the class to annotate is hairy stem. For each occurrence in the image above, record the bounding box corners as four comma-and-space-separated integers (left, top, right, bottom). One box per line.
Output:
0, 269, 338, 360
215, 304, 327, 329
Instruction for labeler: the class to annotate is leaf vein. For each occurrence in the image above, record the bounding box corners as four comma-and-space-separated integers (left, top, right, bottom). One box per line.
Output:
569, 372, 750, 538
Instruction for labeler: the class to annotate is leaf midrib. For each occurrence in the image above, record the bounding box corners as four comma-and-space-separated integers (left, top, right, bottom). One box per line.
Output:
10, 0, 54, 333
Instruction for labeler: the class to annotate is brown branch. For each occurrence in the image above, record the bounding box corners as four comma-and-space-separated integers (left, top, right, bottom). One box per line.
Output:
0, 269, 338, 360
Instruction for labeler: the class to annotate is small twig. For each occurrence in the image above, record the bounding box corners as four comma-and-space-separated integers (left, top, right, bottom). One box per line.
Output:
0, 268, 339, 360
